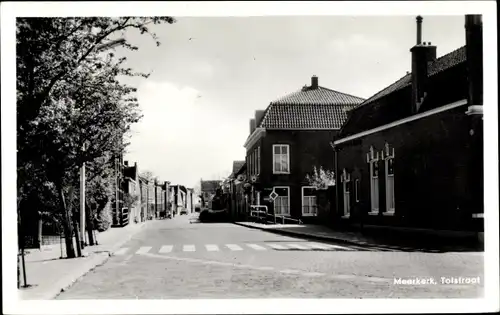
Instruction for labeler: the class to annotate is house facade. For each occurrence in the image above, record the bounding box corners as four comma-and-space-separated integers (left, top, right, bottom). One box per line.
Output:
243, 76, 364, 222
200, 180, 222, 208
332, 15, 483, 232
228, 161, 247, 221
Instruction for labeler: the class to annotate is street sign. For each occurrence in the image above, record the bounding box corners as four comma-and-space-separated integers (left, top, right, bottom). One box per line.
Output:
269, 191, 278, 201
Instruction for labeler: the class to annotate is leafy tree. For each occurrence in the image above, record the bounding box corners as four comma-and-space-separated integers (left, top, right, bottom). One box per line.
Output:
17, 17, 176, 259
305, 166, 336, 190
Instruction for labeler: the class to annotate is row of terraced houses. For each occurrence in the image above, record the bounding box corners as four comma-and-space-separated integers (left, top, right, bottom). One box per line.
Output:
225, 15, 484, 236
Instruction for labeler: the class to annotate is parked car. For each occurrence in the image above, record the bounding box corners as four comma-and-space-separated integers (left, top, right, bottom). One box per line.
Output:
194, 203, 202, 212
180, 209, 187, 215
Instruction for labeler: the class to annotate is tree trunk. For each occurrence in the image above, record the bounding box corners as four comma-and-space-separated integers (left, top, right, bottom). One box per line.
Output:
86, 203, 95, 246
57, 183, 76, 259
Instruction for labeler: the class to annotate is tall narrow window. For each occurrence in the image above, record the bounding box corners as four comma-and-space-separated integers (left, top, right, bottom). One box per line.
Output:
273, 187, 290, 215
367, 146, 380, 213
384, 143, 396, 214
355, 179, 360, 203
341, 169, 351, 216
273, 144, 290, 174
254, 148, 258, 175
301, 187, 317, 216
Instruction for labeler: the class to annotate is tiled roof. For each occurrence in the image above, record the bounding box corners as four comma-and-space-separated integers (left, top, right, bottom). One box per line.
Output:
232, 161, 245, 175
201, 180, 221, 192
271, 86, 365, 106
258, 85, 364, 130
357, 45, 466, 107
260, 103, 358, 129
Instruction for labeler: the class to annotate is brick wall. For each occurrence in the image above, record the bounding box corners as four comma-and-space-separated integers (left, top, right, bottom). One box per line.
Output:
335, 103, 483, 232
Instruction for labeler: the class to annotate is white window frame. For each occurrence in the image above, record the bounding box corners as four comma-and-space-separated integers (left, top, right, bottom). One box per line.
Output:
273, 186, 290, 216
341, 169, 351, 217
272, 144, 290, 174
384, 143, 396, 216
367, 146, 380, 215
301, 186, 317, 216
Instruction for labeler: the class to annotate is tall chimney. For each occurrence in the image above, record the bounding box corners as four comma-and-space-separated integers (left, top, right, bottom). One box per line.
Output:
416, 16, 423, 45
255, 110, 265, 127
465, 15, 483, 106
311, 75, 319, 89
249, 118, 256, 134
410, 16, 437, 114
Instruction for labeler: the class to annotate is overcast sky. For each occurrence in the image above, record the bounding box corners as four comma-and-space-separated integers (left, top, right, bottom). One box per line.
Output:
115, 15, 466, 188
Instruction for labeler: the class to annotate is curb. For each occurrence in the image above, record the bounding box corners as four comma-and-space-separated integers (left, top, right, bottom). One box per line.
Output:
233, 222, 369, 248
49, 221, 150, 300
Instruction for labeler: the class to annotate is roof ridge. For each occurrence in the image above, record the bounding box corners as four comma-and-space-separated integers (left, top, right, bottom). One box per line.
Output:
356, 73, 411, 107
355, 44, 466, 109
318, 86, 366, 101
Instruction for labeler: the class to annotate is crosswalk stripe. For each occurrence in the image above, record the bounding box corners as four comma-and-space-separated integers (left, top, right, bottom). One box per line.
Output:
325, 244, 353, 251
307, 243, 330, 250
159, 245, 173, 253
287, 243, 310, 250
205, 244, 219, 252
246, 244, 267, 251
114, 248, 129, 256
226, 244, 243, 251
183, 245, 196, 252
136, 246, 152, 254
267, 244, 288, 250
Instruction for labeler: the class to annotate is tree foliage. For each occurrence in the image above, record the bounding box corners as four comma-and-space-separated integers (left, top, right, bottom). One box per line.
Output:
16, 16, 176, 258
305, 166, 336, 190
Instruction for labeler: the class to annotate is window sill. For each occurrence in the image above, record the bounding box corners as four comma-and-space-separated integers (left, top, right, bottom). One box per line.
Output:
383, 211, 395, 216
301, 214, 318, 217
368, 211, 379, 216
341, 215, 350, 219
273, 172, 291, 175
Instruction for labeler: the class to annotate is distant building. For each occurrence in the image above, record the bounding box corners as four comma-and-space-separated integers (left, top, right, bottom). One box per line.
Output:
200, 180, 222, 208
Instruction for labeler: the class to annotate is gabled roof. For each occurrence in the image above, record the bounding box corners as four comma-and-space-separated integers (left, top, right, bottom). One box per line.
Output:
357, 45, 466, 107
258, 85, 364, 130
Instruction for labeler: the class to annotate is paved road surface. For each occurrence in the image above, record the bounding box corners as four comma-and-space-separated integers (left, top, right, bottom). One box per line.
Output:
56, 214, 484, 299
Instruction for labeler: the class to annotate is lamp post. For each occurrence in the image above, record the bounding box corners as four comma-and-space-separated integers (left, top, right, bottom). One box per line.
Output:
80, 38, 125, 249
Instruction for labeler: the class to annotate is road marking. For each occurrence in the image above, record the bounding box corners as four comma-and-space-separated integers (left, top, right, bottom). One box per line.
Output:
286, 243, 310, 250
280, 269, 301, 274
136, 246, 152, 254
140, 252, 394, 282
302, 271, 325, 277
183, 245, 196, 252
246, 244, 267, 251
205, 244, 219, 252
114, 248, 129, 256
159, 245, 173, 253
311, 243, 353, 250
307, 243, 332, 250
226, 244, 243, 251
267, 244, 288, 250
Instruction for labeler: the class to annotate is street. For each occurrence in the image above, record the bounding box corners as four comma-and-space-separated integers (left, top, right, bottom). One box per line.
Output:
56, 214, 484, 299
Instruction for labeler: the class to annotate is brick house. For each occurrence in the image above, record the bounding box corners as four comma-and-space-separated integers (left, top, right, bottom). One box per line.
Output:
331, 15, 483, 233
228, 161, 246, 219
200, 180, 222, 208
243, 76, 364, 222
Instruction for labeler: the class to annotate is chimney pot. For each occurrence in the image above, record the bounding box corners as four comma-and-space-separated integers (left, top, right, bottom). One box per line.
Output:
416, 16, 423, 45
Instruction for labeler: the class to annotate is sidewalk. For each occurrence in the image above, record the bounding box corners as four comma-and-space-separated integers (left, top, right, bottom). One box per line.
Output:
234, 222, 483, 251
19, 221, 150, 300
